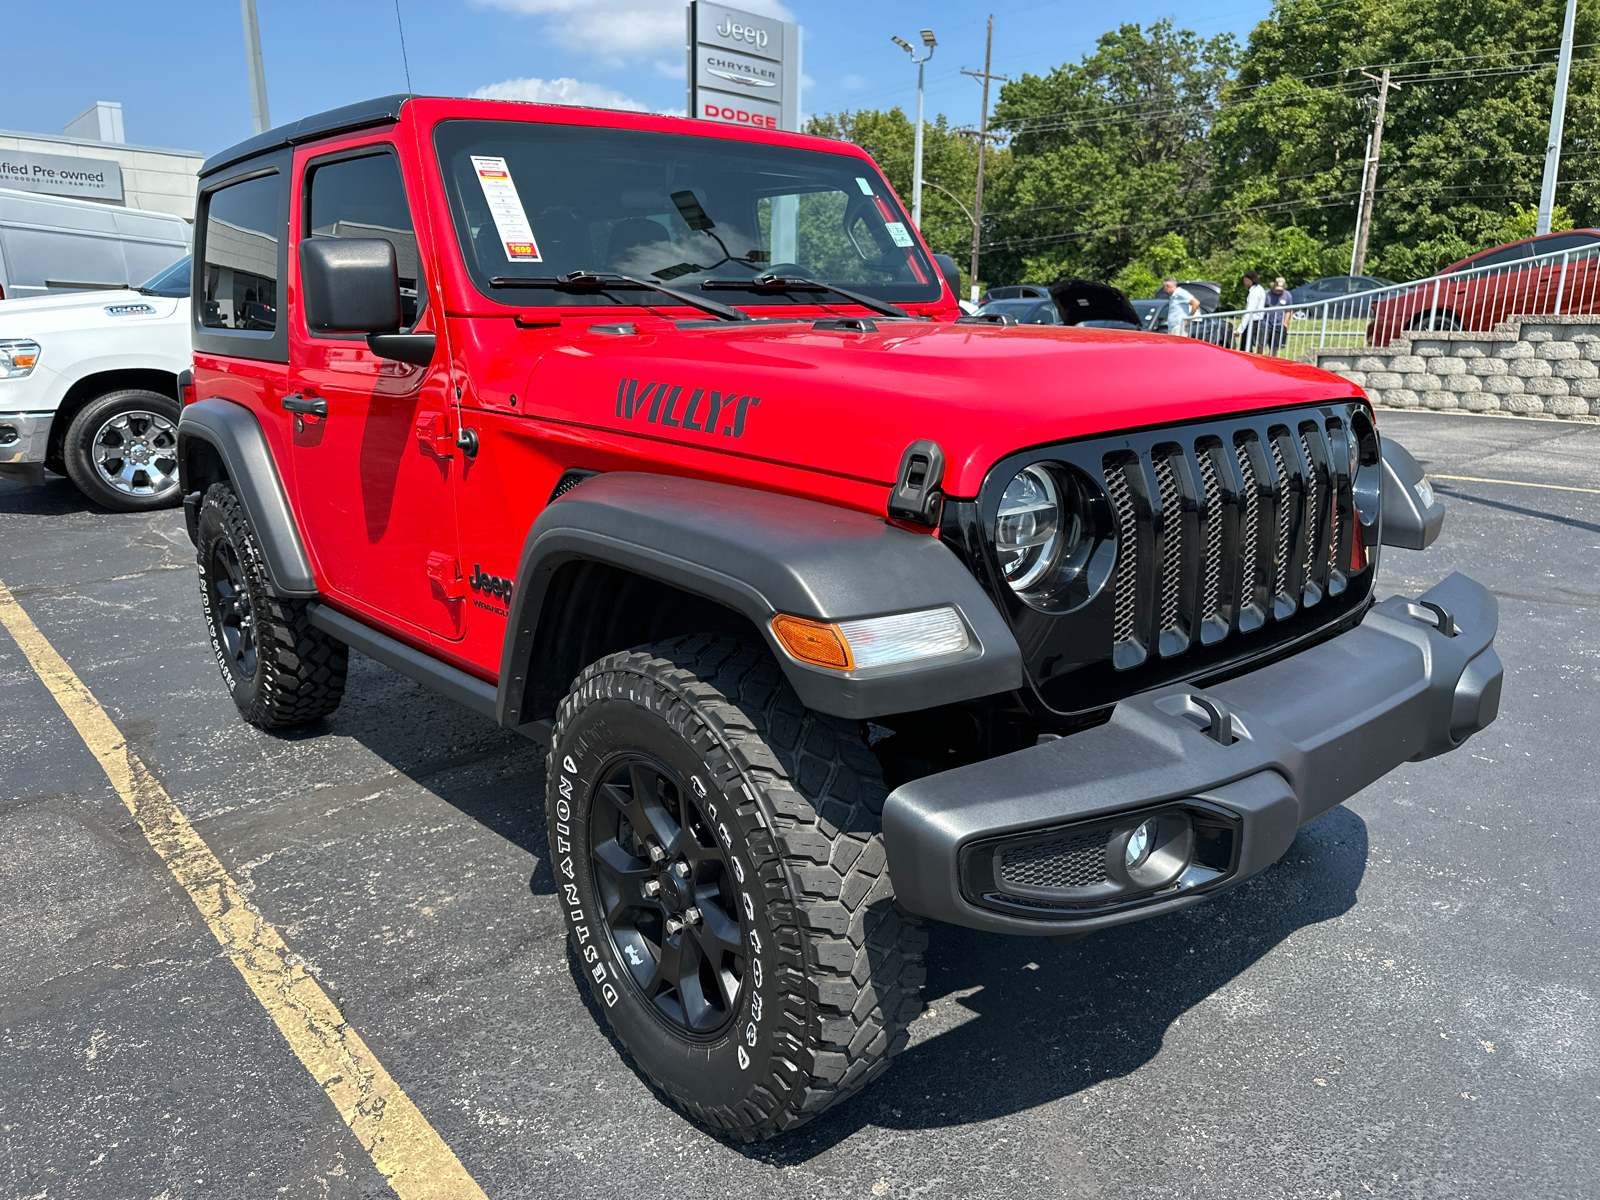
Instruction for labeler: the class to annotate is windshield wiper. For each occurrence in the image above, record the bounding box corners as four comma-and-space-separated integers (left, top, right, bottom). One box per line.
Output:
701, 274, 912, 320
488, 270, 750, 322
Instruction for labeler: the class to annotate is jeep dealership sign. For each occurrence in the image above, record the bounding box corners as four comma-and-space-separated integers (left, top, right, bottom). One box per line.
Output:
0, 148, 124, 201
688, 2, 800, 132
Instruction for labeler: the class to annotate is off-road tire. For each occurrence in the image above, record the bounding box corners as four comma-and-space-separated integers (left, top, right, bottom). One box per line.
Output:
548, 635, 927, 1140
196, 482, 347, 729
61, 389, 183, 512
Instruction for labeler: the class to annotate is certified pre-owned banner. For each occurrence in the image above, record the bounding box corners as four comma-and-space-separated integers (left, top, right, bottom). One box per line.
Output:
0, 149, 125, 201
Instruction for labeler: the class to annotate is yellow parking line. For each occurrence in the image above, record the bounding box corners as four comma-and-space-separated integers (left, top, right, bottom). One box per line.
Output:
0, 577, 488, 1200
1431, 473, 1600, 495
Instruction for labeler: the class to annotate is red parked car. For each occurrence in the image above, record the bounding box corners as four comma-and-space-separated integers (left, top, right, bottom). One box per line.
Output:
176, 94, 1499, 1139
1369, 228, 1600, 345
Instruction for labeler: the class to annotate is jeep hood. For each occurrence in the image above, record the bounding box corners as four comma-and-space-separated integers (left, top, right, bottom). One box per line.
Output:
526, 320, 1362, 497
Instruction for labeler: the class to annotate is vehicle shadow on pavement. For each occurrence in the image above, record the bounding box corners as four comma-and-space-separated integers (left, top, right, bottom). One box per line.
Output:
745, 804, 1369, 1163
0, 477, 111, 518
330, 664, 1366, 1161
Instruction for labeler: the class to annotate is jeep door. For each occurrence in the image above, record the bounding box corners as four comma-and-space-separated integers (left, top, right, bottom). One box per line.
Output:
286, 136, 465, 641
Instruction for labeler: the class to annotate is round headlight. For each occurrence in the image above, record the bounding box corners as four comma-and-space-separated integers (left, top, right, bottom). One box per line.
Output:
995, 465, 1062, 591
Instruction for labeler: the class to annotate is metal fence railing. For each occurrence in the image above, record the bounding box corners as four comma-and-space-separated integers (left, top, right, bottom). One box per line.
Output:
1181, 241, 1600, 357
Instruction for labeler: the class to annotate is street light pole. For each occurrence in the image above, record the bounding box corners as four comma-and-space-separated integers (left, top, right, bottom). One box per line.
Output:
1538, 0, 1579, 235
240, 0, 271, 135
893, 30, 937, 229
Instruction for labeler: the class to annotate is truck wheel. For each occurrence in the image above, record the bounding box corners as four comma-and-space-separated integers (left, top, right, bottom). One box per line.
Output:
61, 389, 183, 512
195, 481, 347, 729
548, 635, 927, 1140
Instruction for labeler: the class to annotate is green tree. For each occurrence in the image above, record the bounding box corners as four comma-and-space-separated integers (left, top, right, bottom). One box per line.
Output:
984, 21, 1238, 288
804, 108, 1006, 296
1212, 0, 1600, 281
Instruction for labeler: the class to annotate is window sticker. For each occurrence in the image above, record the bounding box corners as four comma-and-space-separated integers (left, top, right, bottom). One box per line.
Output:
470, 155, 542, 261
855, 176, 875, 196
883, 221, 915, 248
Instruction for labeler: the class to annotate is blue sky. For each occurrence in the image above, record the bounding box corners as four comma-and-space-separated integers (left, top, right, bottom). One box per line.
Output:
4, 0, 1275, 156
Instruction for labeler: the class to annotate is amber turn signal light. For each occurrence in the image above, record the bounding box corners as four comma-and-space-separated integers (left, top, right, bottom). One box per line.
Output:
770, 614, 854, 671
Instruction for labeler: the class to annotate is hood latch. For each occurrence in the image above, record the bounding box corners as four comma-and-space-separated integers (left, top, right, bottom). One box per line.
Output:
888, 439, 946, 526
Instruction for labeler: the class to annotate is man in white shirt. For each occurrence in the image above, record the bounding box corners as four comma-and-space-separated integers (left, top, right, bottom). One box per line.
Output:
1241, 270, 1267, 351
1162, 277, 1200, 337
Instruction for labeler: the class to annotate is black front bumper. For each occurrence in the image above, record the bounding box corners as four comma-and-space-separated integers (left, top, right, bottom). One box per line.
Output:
882, 572, 1502, 935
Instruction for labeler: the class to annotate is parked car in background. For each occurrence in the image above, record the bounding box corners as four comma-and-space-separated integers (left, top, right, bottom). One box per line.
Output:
1368, 229, 1600, 346
0, 187, 192, 301
1290, 274, 1398, 316
0, 255, 190, 509
1048, 278, 1142, 329
978, 284, 1049, 305
975, 297, 1060, 325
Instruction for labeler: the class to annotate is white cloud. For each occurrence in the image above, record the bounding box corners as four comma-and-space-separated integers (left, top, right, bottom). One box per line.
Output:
471, 76, 649, 111
477, 0, 793, 57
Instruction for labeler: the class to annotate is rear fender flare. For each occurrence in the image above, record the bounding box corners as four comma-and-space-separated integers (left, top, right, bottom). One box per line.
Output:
497, 473, 1023, 726
176, 398, 316, 596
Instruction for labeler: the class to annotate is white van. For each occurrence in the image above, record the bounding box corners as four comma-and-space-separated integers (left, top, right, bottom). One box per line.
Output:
0, 255, 191, 511
0, 186, 192, 301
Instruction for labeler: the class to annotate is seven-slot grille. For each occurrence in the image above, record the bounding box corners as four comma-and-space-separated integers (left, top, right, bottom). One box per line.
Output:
1101, 414, 1359, 669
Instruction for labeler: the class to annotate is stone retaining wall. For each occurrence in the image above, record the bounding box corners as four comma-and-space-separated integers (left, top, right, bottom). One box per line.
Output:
1302, 315, 1600, 419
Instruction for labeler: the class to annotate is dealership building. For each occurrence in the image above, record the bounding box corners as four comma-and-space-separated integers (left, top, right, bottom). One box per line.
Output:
0, 101, 204, 221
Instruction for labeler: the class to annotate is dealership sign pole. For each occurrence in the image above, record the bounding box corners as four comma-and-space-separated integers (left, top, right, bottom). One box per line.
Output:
688, 3, 801, 133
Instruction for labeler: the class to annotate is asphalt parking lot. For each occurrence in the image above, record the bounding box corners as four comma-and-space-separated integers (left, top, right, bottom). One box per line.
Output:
2, 410, 1597, 1200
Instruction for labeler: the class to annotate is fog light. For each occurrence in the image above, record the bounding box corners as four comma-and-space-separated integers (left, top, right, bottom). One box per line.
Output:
1414, 476, 1434, 508
0, 424, 18, 447
1125, 818, 1156, 869
1110, 810, 1194, 891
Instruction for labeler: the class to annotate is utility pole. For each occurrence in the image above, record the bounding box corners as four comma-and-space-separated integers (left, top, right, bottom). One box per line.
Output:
1351, 68, 1399, 278
961, 16, 1008, 303
1349, 131, 1373, 276
1538, 0, 1579, 235
241, 0, 271, 135
892, 29, 938, 229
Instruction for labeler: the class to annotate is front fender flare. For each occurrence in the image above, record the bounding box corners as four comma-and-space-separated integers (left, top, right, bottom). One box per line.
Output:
498, 473, 1023, 725
176, 398, 316, 596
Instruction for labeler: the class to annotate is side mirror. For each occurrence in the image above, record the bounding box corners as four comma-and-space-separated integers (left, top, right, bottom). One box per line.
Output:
300, 238, 402, 333
1379, 438, 1446, 550
932, 253, 963, 303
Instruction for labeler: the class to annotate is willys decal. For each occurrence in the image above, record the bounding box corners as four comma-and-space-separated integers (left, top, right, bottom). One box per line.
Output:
615, 379, 762, 439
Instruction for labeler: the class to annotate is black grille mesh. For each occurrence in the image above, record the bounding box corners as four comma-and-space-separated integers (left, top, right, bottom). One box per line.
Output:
549, 470, 598, 504
1197, 448, 1223, 626
1000, 831, 1109, 890
1154, 453, 1183, 637
1092, 412, 1360, 671
1105, 459, 1138, 646
1270, 437, 1293, 599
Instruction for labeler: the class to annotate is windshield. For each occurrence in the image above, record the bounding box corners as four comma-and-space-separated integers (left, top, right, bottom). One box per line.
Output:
139, 256, 192, 297
434, 120, 941, 309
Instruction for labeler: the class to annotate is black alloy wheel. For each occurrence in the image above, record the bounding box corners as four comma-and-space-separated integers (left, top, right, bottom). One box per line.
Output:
590, 756, 745, 1037
195, 482, 348, 729
207, 539, 258, 682
548, 635, 927, 1141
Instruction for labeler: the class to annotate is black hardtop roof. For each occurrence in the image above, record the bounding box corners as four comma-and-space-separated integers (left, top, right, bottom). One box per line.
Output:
200, 94, 414, 178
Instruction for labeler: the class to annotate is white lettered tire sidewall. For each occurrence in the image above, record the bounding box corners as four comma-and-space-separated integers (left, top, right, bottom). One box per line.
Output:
550, 680, 795, 1120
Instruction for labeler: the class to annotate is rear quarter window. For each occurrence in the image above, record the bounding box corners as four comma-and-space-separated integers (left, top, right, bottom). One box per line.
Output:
192, 154, 290, 363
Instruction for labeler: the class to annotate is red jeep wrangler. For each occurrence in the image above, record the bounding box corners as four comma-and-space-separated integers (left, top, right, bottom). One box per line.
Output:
177, 96, 1502, 1139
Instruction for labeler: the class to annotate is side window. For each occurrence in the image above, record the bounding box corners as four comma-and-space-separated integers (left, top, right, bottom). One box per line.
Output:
1533, 232, 1600, 256
305, 152, 421, 329
1471, 243, 1535, 270
201, 173, 281, 331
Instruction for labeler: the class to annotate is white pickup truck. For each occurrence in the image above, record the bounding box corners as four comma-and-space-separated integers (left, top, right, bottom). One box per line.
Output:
0, 257, 191, 511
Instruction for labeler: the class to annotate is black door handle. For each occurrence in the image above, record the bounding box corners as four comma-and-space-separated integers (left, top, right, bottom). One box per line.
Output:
281, 394, 328, 417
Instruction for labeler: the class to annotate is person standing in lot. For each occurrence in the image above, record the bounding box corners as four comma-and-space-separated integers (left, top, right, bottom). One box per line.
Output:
1261, 275, 1293, 355
1241, 269, 1267, 351
1162, 276, 1200, 337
